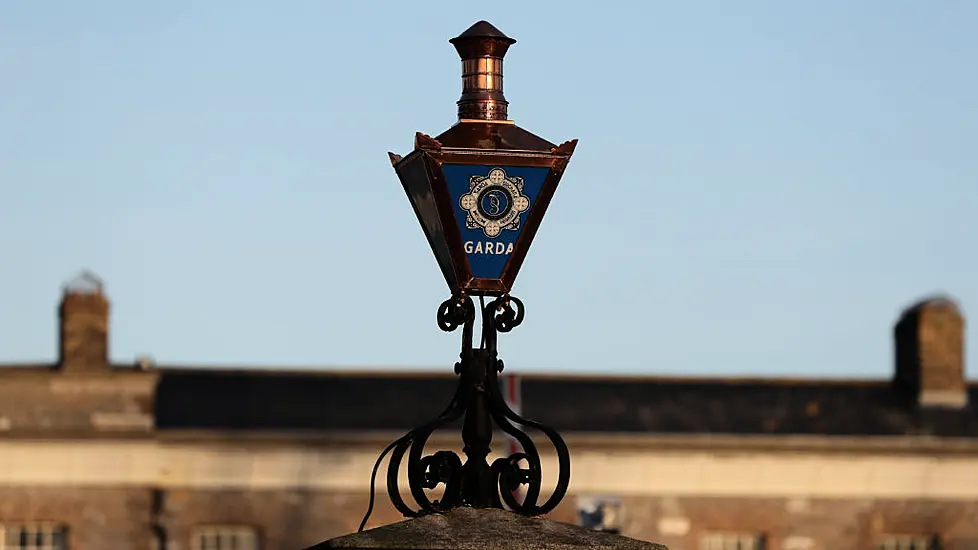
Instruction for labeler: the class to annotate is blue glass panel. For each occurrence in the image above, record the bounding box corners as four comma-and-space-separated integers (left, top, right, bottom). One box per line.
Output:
442, 164, 551, 280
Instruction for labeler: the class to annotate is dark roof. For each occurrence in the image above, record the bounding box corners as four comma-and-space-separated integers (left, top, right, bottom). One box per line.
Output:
154, 369, 978, 438
0, 362, 58, 371
156, 369, 458, 431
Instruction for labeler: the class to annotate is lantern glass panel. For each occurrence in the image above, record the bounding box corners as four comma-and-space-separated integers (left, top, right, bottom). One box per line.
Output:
443, 163, 551, 280
397, 154, 458, 288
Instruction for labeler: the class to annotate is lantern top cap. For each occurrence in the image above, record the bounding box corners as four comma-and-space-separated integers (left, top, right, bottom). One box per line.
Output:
450, 21, 515, 45
450, 21, 516, 59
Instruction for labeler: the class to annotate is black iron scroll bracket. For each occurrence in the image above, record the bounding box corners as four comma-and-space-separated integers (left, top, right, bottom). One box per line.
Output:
358, 295, 571, 531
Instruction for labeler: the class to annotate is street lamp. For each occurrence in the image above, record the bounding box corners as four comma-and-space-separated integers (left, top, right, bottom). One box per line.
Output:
389, 20, 577, 297
361, 21, 577, 529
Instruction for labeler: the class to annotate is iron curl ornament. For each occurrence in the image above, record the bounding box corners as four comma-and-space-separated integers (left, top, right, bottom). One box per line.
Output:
358, 295, 571, 531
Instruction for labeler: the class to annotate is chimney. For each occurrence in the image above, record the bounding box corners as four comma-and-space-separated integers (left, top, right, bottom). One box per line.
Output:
450, 21, 517, 122
894, 297, 968, 408
58, 271, 110, 372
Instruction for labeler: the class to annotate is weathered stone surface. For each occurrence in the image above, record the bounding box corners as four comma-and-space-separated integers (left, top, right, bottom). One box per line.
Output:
311, 507, 667, 550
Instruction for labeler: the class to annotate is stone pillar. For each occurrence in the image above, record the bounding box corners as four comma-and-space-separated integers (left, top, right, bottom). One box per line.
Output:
306, 508, 667, 550
58, 271, 110, 372
894, 297, 967, 408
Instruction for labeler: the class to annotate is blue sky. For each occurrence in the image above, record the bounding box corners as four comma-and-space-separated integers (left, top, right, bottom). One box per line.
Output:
1, 1, 975, 378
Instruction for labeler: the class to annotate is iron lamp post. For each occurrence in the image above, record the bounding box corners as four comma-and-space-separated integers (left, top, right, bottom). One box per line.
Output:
361, 21, 578, 529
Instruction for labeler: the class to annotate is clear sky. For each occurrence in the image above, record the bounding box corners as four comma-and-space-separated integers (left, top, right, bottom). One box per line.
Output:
1, 1, 975, 378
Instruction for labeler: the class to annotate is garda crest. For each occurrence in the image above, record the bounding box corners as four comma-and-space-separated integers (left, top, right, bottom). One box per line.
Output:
458, 168, 531, 238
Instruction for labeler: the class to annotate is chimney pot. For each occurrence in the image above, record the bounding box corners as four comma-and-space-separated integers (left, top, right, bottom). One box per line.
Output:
894, 296, 968, 408
58, 271, 110, 372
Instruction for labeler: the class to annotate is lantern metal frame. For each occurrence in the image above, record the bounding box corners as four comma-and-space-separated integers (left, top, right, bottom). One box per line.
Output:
391, 134, 577, 297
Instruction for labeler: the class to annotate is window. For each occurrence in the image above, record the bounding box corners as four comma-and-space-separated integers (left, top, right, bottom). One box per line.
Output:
877, 536, 939, 550
577, 496, 623, 534
0, 523, 68, 550
699, 532, 766, 550
193, 526, 259, 550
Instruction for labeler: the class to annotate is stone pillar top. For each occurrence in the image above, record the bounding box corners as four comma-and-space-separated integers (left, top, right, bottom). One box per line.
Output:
308, 508, 666, 550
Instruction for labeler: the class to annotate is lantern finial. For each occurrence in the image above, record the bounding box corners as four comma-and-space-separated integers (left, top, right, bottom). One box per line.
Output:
450, 21, 516, 122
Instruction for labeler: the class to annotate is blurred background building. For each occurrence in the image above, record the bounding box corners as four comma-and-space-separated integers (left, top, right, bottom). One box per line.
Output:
0, 276, 975, 550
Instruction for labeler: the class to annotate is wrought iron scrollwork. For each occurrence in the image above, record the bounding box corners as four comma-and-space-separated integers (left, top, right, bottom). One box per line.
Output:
358, 295, 571, 531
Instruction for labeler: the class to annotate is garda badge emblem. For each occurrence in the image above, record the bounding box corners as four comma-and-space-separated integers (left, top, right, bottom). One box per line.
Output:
458, 168, 531, 238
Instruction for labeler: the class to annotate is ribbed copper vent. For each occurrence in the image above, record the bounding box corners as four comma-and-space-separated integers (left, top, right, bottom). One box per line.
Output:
449, 21, 516, 122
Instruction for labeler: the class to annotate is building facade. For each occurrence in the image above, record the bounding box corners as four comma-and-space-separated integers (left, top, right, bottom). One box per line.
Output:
0, 276, 976, 550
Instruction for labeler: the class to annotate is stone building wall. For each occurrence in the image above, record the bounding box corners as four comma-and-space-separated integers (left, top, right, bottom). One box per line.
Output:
158, 489, 361, 550
588, 496, 978, 550
3, 486, 978, 550
0, 372, 158, 433
0, 487, 154, 550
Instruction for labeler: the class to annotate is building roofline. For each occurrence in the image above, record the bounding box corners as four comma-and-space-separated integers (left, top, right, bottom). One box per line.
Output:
4, 429, 977, 457
117, 363, 976, 387
0, 361, 976, 386
129, 362, 895, 385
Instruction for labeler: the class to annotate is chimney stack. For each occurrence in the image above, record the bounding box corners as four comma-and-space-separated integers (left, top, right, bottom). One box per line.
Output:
894, 297, 968, 408
58, 271, 110, 372
450, 21, 517, 122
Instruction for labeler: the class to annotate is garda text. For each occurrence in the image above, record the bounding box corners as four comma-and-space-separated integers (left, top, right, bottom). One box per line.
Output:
464, 241, 515, 255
